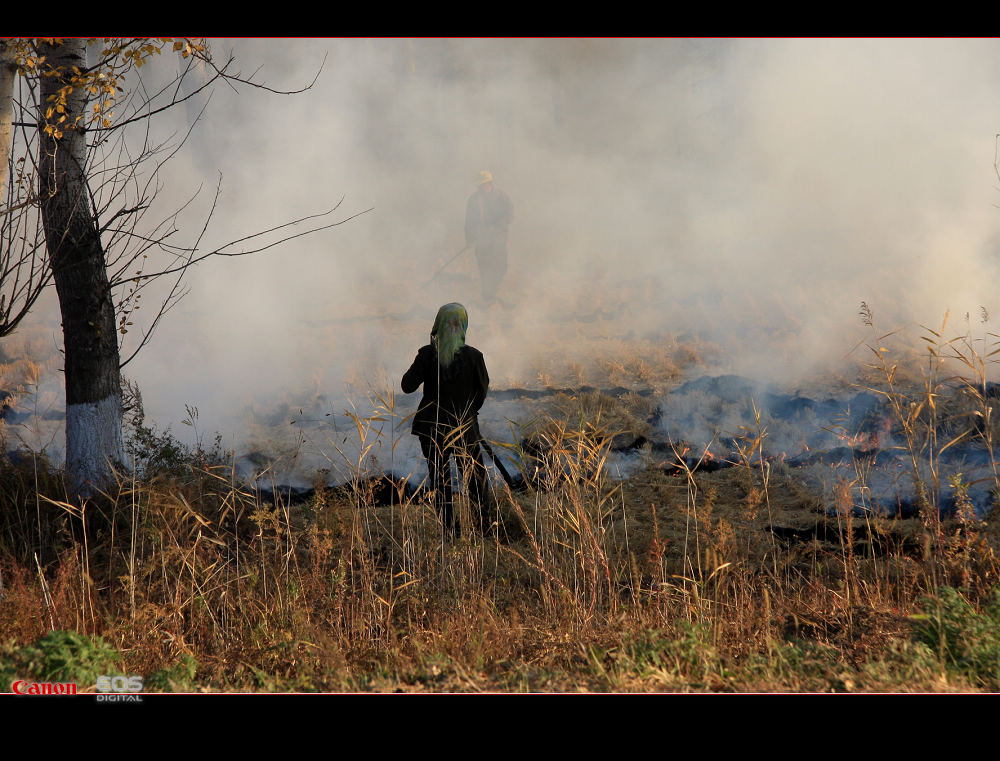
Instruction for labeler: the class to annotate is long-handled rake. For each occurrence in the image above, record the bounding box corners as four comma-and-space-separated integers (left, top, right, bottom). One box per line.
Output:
479, 438, 517, 488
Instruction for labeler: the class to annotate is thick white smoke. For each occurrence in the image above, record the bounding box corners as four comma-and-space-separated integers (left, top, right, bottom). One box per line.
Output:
9, 39, 1000, 481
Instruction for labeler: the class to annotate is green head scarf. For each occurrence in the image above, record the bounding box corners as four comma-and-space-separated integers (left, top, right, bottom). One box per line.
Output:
431, 302, 468, 367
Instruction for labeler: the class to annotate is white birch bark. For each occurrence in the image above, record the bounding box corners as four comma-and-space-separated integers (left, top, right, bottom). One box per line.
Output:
38, 39, 125, 498
0, 41, 17, 205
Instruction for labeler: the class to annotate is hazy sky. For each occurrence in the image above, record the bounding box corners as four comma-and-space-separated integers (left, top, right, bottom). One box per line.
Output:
15, 38, 1000, 471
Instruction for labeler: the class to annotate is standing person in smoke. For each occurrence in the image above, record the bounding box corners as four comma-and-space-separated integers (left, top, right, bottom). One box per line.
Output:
402, 302, 492, 537
465, 170, 513, 305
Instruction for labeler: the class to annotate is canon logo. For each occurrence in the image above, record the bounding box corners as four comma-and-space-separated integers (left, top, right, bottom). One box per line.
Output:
11, 680, 78, 695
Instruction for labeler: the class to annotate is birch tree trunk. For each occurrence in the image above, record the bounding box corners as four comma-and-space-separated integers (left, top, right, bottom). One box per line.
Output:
38, 39, 124, 498
0, 41, 16, 204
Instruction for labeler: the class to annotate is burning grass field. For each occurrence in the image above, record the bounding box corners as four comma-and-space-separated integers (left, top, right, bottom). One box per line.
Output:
2, 309, 1000, 693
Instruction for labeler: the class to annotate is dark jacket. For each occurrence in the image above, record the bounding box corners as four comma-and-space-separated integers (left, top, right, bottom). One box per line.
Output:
465, 188, 513, 250
402, 345, 489, 439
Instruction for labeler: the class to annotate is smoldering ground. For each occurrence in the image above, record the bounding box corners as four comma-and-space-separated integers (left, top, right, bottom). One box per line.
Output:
5, 39, 1000, 493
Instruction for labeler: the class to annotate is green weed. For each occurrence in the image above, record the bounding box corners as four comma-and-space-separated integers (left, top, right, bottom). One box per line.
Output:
911, 586, 1000, 690
0, 630, 121, 689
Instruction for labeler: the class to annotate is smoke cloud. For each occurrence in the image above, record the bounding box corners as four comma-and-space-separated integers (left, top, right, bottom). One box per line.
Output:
12, 39, 1000, 480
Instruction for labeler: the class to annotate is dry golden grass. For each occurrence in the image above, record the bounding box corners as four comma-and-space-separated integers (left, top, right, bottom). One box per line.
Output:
1, 411, 997, 692
2, 317, 1000, 692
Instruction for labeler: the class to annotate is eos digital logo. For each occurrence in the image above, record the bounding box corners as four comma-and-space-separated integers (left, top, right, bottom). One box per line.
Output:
96, 675, 144, 703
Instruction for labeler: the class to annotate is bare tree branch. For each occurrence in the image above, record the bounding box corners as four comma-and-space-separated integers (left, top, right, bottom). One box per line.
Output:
114, 198, 373, 285
201, 48, 327, 96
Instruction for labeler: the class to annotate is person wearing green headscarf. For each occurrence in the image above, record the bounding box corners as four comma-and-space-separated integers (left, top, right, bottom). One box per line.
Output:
402, 303, 491, 536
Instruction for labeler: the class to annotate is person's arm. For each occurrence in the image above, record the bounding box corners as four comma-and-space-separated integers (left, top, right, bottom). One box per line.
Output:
402, 347, 429, 394
473, 352, 489, 412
